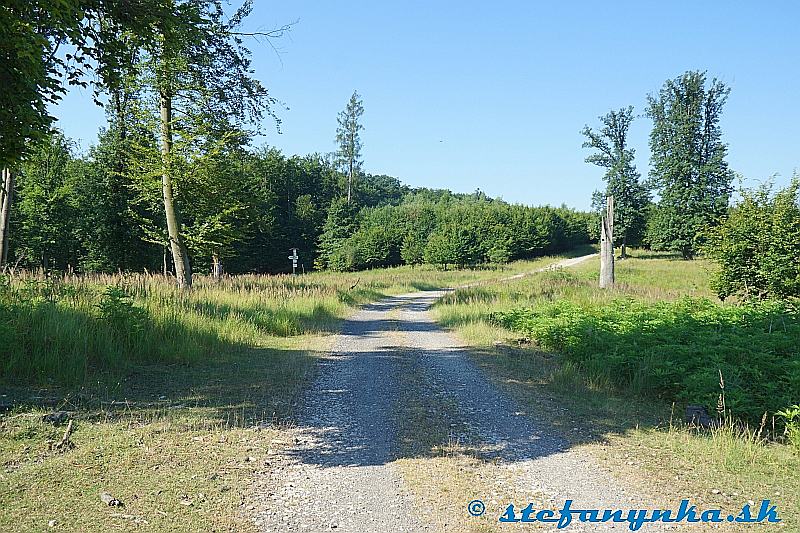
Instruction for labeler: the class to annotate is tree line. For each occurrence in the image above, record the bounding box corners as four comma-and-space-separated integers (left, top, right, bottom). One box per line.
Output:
6, 128, 593, 275
585, 69, 798, 300
583, 70, 735, 261
317, 196, 592, 271
1, 0, 593, 280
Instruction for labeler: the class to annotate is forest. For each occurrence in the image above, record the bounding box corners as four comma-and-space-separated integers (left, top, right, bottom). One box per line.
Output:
5, 132, 593, 275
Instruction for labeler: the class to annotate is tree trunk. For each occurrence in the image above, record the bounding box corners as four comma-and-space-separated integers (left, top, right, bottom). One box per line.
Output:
159, 91, 192, 289
212, 252, 222, 281
620, 235, 627, 259
0, 168, 14, 268
347, 161, 353, 204
599, 196, 615, 288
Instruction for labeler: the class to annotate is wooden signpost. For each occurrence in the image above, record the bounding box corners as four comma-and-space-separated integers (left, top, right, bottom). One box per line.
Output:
289, 248, 299, 275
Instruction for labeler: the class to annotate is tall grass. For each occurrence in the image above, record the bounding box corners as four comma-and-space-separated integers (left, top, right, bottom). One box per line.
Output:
1, 260, 553, 386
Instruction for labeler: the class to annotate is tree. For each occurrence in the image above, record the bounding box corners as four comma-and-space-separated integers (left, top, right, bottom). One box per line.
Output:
133, 0, 282, 288
0, 0, 85, 167
646, 71, 734, 259
706, 179, 800, 300
335, 91, 364, 204
582, 106, 649, 258
11, 133, 82, 270
424, 223, 482, 268
74, 124, 156, 273
400, 232, 426, 266
0, 0, 168, 267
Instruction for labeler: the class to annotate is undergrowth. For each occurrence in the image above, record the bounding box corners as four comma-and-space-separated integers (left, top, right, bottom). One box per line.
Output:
492, 297, 800, 425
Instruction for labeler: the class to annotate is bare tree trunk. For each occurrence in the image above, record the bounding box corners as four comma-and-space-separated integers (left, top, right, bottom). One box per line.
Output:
599, 196, 615, 288
620, 235, 627, 259
347, 161, 353, 204
0, 168, 14, 268
212, 252, 222, 281
159, 91, 192, 289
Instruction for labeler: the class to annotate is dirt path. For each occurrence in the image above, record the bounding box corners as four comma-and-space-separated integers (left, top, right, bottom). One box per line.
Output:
255, 254, 687, 532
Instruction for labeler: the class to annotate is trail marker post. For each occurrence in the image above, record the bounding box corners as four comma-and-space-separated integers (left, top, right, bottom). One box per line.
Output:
599, 195, 615, 289
289, 248, 299, 275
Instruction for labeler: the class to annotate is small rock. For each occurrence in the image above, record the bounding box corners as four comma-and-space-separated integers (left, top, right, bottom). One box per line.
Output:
42, 412, 73, 425
48, 520, 57, 527
100, 492, 123, 507
711, 489, 721, 495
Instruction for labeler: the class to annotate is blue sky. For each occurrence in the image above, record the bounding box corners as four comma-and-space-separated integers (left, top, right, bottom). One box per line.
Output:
55, 1, 800, 209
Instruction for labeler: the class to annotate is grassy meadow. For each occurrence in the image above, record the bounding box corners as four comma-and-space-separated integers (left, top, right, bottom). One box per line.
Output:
0, 258, 563, 532
433, 250, 800, 526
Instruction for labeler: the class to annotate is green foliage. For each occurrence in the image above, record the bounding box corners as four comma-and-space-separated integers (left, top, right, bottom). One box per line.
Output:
12, 129, 555, 275
424, 223, 481, 267
400, 232, 426, 265
316, 198, 361, 270
324, 198, 592, 272
776, 405, 800, 448
646, 71, 734, 259
97, 286, 148, 335
11, 134, 82, 269
707, 180, 800, 300
582, 106, 650, 253
493, 298, 800, 424
0, 0, 162, 165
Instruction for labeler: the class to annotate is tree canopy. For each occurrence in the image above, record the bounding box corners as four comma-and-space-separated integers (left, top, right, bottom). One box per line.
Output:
645, 71, 733, 259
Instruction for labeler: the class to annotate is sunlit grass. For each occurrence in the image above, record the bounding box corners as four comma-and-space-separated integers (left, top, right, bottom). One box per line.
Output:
0, 253, 595, 531
1, 259, 563, 387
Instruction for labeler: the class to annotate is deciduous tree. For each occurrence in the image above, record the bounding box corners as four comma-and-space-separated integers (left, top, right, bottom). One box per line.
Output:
582, 106, 649, 258
646, 71, 733, 259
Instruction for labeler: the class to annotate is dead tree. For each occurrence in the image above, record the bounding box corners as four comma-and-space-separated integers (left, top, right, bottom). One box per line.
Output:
599, 195, 615, 288
0, 168, 14, 268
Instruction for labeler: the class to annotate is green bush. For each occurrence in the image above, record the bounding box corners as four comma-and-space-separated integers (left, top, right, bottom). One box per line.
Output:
706, 180, 800, 300
777, 405, 800, 448
493, 297, 800, 424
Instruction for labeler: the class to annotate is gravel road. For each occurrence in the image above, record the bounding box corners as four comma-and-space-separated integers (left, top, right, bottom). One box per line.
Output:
255, 255, 691, 532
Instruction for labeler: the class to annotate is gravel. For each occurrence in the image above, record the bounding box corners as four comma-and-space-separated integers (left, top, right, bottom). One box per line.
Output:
254, 296, 430, 533
255, 255, 690, 532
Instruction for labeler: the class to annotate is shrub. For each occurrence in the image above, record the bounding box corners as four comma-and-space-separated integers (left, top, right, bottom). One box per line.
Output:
706, 179, 800, 300
777, 405, 800, 448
